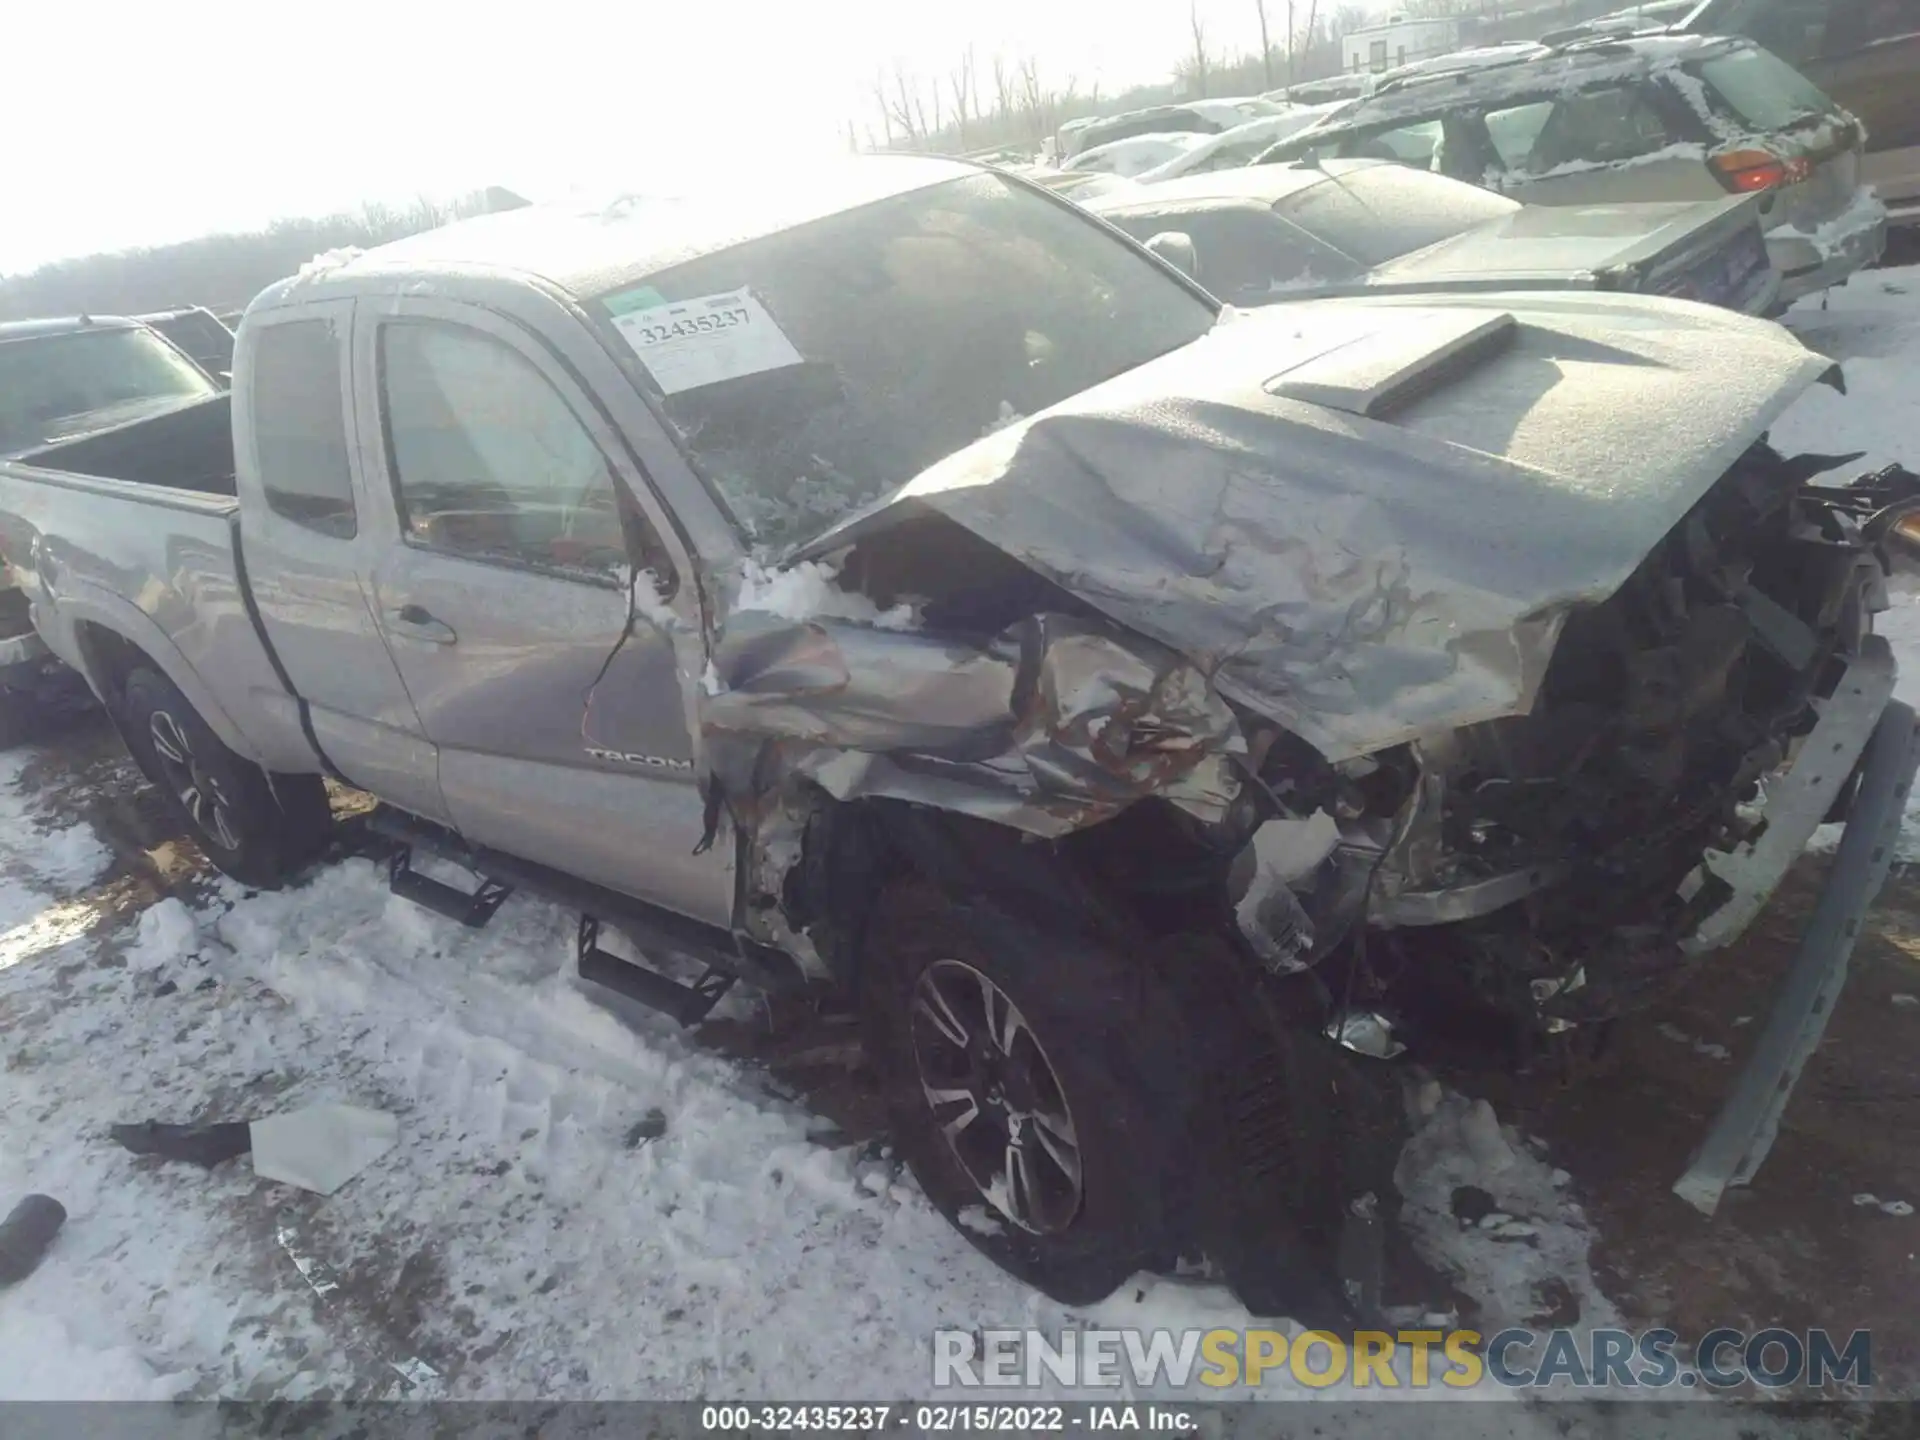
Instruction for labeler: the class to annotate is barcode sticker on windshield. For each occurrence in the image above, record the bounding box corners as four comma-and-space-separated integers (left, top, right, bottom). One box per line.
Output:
609, 288, 803, 395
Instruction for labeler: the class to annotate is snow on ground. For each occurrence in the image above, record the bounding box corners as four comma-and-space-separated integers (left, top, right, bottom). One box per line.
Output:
1774, 266, 1920, 472
1, 266, 1918, 1414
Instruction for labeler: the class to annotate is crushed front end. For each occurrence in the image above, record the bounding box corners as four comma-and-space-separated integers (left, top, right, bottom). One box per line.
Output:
1251, 448, 1919, 1035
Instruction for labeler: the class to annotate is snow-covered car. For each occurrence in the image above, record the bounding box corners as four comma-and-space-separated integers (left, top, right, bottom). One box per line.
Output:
1011, 168, 1144, 203
1069, 132, 1211, 179
1268, 72, 1371, 104
1131, 106, 1346, 182
1, 155, 1914, 1316
1185, 96, 1290, 127
1090, 157, 1781, 314
1258, 31, 1886, 304
1058, 104, 1228, 160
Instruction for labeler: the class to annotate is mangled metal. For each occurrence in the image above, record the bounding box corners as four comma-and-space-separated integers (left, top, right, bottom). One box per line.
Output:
677, 288, 1918, 1085
703, 607, 1245, 840
796, 294, 1834, 761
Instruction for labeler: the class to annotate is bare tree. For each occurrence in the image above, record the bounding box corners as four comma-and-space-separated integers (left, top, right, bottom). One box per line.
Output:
992, 52, 1016, 124
889, 62, 923, 143
1256, 0, 1274, 89
948, 46, 977, 149
1017, 56, 1046, 139
1300, 0, 1323, 77
1189, 2, 1212, 98
871, 69, 898, 145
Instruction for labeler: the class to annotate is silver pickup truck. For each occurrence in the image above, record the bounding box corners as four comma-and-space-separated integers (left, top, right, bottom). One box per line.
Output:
3, 155, 1915, 1316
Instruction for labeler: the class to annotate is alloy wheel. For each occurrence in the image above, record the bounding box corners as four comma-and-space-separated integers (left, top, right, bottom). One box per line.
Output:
148, 709, 240, 851
910, 958, 1084, 1235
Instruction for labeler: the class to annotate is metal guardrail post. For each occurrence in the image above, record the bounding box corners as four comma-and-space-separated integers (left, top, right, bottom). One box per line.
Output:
1674, 699, 1920, 1216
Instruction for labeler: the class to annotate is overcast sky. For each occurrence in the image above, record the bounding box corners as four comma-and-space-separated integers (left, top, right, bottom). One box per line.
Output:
6, 0, 1344, 274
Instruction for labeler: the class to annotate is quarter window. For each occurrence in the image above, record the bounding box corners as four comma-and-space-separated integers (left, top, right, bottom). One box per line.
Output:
379, 322, 644, 583
251, 319, 357, 539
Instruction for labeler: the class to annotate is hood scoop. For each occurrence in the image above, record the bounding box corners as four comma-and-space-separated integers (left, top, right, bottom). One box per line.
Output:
1264, 309, 1516, 418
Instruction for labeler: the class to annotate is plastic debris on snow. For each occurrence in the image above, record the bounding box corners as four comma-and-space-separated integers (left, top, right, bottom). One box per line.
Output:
1395, 1090, 1618, 1335
735, 558, 917, 631
249, 1104, 399, 1196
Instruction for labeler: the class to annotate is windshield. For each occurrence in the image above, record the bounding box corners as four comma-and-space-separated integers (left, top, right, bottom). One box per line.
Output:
0, 327, 216, 455
602, 172, 1217, 551
1693, 46, 1839, 130
1280, 164, 1519, 267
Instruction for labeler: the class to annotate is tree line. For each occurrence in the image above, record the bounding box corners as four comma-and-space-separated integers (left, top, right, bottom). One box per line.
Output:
4, 0, 1609, 321
855, 0, 1605, 154
0, 191, 507, 323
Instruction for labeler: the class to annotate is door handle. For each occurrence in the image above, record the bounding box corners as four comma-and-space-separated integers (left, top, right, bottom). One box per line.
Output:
389, 603, 457, 645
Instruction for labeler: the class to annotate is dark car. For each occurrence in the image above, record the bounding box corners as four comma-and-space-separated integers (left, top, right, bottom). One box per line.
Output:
135, 306, 237, 385
1087, 158, 1780, 314
1061, 104, 1228, 160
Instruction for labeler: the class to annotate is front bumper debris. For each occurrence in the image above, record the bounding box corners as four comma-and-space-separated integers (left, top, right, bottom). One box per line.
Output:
1674, 695, 1920, 1216
1683, 636, 1896, 954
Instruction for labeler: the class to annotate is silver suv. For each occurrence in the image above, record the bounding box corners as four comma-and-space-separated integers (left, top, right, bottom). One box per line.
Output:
1261, 32, 1885, 304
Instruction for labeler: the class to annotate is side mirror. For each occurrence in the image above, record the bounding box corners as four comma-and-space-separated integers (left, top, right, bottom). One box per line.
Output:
1145, 230, 1199, 280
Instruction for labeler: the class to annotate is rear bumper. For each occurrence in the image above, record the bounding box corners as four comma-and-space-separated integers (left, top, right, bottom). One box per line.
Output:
1768, 197, 1890, 305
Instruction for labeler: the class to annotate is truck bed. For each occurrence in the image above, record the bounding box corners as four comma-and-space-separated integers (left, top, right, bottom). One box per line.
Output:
13, 395, 236, 496
0, 398, 317, 775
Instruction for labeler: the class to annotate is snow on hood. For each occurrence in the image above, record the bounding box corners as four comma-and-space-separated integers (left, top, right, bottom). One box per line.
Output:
803, 292, 1833, 760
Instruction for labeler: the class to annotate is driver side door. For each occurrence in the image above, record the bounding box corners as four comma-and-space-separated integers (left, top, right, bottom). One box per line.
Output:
352, 297, 734, 927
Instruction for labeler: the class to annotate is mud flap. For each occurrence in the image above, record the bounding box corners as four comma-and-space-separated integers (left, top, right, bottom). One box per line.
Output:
1674, 699, 1920, 1216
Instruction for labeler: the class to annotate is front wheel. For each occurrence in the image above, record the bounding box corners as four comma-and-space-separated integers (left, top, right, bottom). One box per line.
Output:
120, 666, 331, 889
860, 878, 1200, 1305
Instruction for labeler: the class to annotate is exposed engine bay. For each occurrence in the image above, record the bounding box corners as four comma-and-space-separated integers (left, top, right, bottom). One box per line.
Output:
1233, 447, 1917, 1044
697, 441, 1919, 1061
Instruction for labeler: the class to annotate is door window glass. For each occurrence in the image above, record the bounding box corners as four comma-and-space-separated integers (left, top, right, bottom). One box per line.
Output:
379, 322, 646, 583
1341, 119, 1445, 167
1483, 101, 1556, 171
1495, 85, 1677, 174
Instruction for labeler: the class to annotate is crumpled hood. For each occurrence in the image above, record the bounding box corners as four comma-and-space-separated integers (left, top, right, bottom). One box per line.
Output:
808, 292, 1834, 760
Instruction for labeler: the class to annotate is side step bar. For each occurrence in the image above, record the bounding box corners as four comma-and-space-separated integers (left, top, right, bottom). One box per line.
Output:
367, 808, 804, 1026
1675, 698, 1920, 1215
577, 916, 736, 1026
388, 848, 513, 928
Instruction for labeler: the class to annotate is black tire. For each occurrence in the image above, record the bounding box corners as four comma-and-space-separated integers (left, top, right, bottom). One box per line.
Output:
859, 877, 1201, 1305
120, 666, 331, 889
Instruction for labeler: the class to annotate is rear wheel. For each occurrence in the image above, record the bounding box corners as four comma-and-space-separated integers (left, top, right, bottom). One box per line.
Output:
120, 666, 331, 888
860, 878, 1200, 1305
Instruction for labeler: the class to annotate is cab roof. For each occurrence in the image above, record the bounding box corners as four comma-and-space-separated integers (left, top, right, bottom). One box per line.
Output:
254, 155, 979, 312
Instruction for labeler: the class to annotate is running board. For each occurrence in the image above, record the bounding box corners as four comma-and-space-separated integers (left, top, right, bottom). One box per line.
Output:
577, 915, 736, 1026
387, 847, 513, 928
366, 808, 804, 1026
